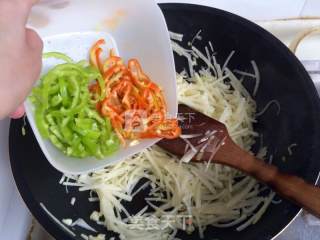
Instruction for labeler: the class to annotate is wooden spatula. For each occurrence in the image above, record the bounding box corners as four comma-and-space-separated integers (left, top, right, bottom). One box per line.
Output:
158, 104, 320, 218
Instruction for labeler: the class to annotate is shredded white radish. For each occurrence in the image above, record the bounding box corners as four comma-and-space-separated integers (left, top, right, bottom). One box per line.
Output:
59, 174, 66, 184
81, 233, 89, 240
70, 197, 76, 206
169, 31, 184, 42
222, 50, 235, 72
256, 100, 281, 117
171, 41, 195, 77
71, 218, 97, 232
272, 198, 282, 205
40, 203, 76, 237
268, 155, 274, 164
181, 148, 198, 163
288, 143, 298, 156
62, 218, 73, 226
180, 134, 203, 139
233, 69, 256, 78
61, 31, 277, 240
86, 234, 106, 240
188, 29, 202, 46
251, 60, 260, 96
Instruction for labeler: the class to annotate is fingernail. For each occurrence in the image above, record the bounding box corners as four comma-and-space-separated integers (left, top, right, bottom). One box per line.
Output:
10, 105, 26, 119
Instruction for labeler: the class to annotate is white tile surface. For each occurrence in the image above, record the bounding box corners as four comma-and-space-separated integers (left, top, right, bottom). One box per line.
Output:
301, 0, 320, 17
1, 190, 32, 240
0, 119, 11, 233
276, 213, 320, 240
258, 19, 320, 60
157, 0, 306, 21
0, 119, 31, 240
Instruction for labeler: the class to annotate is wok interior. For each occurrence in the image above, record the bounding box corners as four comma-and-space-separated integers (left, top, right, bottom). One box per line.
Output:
160, 4, 320, 240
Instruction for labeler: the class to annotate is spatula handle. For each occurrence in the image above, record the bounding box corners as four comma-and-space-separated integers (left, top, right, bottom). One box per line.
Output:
218, 139, 320, 218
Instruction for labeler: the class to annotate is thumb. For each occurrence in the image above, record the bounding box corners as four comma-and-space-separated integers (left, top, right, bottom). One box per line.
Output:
26, 28, 43, 51
24, 28, 43, 92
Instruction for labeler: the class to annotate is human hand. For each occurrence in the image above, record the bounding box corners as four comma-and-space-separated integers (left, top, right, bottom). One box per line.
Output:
0, 0, 43, 119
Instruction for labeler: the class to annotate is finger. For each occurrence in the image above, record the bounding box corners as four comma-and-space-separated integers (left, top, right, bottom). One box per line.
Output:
9, 105, 25, 119
0, 0, 39, 29
25, 28, 43, 84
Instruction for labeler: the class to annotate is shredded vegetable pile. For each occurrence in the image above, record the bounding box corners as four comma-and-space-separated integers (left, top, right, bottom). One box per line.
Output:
62, 33, 275, 240
31, 53, 119, 158
32, 39, 180, 158
89, 40, 180, 145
